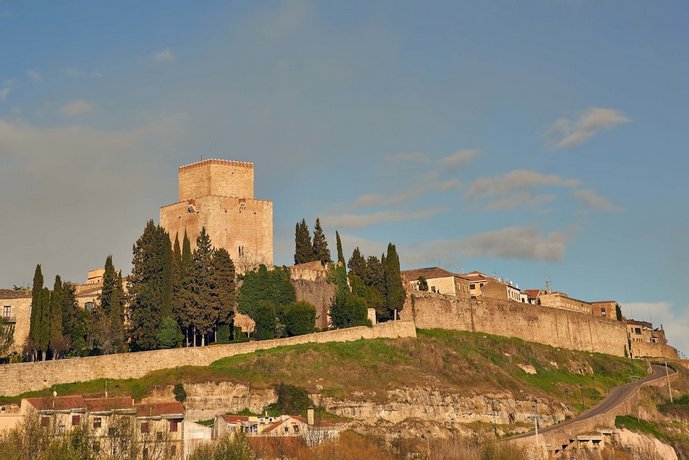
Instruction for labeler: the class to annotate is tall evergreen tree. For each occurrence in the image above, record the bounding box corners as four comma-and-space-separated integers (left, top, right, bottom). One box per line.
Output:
38, 287, 51, 360
294, 219, 313, 264
128, 220, 173, 351
110, 271, 126, 352
61, 282, 87, 356
311, 218, 331, 264
190, 227, 218, 346
100, 256, 116, 313
383, 243, 405, 321
335, 231, 345, 266
347, 248, 366, 279
175, 231, 195, 347
212, 248, 237, 328
49, 275, 64, 358
28, 264, 44, 360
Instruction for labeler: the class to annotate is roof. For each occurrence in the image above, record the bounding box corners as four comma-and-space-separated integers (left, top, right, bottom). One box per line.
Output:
0, 289, 31, 300
262, 416, 307, 433
25, 396, 86, 411
459, 271, 492, 281
401, 267, 456, 281
221, 415, 250, 423
590, 300, 617, 305
179, 159, 253, 171
626, 319, 653, 328
524, 289, 542, 299
85, 397, 134, 412
135, 401, 184, 418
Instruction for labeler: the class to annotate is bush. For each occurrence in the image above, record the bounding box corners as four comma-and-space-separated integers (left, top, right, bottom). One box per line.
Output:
156, 317, 183, 349
253, 301, 277, 340
265, 383, 312, 415
173, 383, 187, 403
282, 301, 316, 336
188, 432, 253, 460
216, 324, 231, 343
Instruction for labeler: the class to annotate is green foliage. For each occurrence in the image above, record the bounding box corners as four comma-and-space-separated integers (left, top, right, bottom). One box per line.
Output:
347, 247, 366, 279
266, 383, 312, 415
253, 301, 278, 340
237, 265, 296, 320
156, 316, 183, 349
311, 217, 331, 264
49, 275, 64, 356
61, 283, 87, 357
212, 248, 237, 327
329, 265, 369, 329
615, 415, 667, 441
383, 243, 405, 321
335, 230, 345, 265
616, 303, 623, 321
216, 324, 232, 343
417, 276, 429, 291
92, 257, 126, 354
294, 218, 314, 264
189, 227, 218, 343
187, 432, 253, 460
281, 301, 316, 336
128, 220, 174, 350
173, 383, 187, 402
0, 318, 15, 359
28, 264, 43, 348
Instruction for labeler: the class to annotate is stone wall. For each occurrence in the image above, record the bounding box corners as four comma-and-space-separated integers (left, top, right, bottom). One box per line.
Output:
178, 159, 254, 201
291, 278, 336, 329
402, 292, 629, 357
631, 342, 679, 360
0, 297, 31, 354
0, 321, 416, 397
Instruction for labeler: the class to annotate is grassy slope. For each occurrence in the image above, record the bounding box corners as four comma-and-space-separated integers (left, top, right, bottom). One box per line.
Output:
1, 329, 647, 412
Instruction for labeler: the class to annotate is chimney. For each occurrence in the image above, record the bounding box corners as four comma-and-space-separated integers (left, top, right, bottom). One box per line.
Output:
307, 407, 315, 426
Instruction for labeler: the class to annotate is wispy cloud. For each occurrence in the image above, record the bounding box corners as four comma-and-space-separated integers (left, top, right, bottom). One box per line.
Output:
59, 99, 95, 116
466, 170, 578, 201
460, 226, 569, 262
324, 208, 445, 229
572, 189, 621, 213
26, 69, 42, 81
62, 67, 81, 77
152, 48, 176, 63
622, 301, 689, 357
440, 149, 482, 171
547, 107, 630, 149
487, 192, 556, 211
0, 80, 14, 101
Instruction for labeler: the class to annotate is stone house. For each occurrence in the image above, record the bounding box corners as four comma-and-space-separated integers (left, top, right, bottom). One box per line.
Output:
591, 300, 619, 321
460, 271, 521, 303
626, 319, 678, 359
400, 267, 471, 298
538, 291, 593, 315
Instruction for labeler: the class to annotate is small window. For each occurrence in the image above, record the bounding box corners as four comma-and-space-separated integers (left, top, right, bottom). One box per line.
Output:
470, 284, 476, 289
41, 416, 50, 427
156, 431, 164, 441
92, 442, 100, 453
170, 445, 177, 455
58, 423, 65, 434
284, 426, 289, 433
140, 421, 150, 433
293, 424, 299, 433
72, 415, 80, 426
169, 420, 178, 432
93, 417, 102, 429
2, 306, 11, 319
108, 427, 117, 436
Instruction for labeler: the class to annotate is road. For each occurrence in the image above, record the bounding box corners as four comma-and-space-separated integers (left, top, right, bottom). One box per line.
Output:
509, 364, 675, 440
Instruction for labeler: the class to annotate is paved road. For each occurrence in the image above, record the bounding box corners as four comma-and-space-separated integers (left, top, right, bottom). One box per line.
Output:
509, 364, 674, 440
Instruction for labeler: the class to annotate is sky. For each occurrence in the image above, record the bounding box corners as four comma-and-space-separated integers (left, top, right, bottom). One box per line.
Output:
1, 1, 688, 355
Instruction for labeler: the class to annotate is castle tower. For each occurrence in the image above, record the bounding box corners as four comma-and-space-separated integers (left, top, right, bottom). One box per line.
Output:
160, 159, 273, 273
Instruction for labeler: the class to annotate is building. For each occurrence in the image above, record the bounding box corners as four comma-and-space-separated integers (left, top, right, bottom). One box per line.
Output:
400, 267, 471, 298
159, 159, 273, 273
626, 319, 679, 359
538, 291, 593, 315
591, 301, 618, 321
461, 271, 521, 303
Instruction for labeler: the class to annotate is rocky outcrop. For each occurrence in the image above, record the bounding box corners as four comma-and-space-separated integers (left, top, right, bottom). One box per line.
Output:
613, 429, 677, 460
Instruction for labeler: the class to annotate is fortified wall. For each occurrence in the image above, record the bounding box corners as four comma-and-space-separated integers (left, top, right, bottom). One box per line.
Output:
402, 292, 629, 357
289, 261, 336, 330
0, 321, 416, 397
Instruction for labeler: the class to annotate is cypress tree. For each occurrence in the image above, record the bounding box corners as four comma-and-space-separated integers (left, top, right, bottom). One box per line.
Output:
28, 264, 44, 359
110, 271, 126, 352
347, 248, 366, 279
189, 227, 217, 346
61, 282, 86, 356
49, 275, 64, 358
294, 219, 313, 264
100, 256, 116, 313
212, 248, 237, 328
311, 218, 331, 264
335, 231, 345, 266
383, 243, 405, 321
129, 220, 172, 351
176, 231, 195, 347
38, 287, 51, 360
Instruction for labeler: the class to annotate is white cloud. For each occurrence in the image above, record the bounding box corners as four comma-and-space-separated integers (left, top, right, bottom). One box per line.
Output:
26, 69, 42, 81
460, 226, 569, 262
0, 80, 14, 101
62, 67, 81, 77
152, 48, 176, 63
572, 189, 621, 213
440, 149, 482, 170
487, 192, 556, 211
466, 170, 579, 200
622, 301, 689, 357
547, 107, 630, 149
324, 208, 445, 229
59, 99, 95, 116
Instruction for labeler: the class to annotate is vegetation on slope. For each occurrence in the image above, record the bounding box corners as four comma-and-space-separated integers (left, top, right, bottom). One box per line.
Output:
1, 329, 647, 412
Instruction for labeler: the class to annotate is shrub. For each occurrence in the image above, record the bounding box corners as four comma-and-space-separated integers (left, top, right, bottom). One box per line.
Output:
173, 383, 187, 403
282, 301, 316, 336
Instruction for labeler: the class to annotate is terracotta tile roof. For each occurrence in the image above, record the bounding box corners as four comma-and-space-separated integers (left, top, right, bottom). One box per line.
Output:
85, 397, 134, 412
459, 271, 491, 281
401, 267, 456, 281
524, 290, 542, 299
25, 396, 86, 411
0, 289, 31, 300
262, 416, 308, 433
135, 401, 184, 418
222, 415, 250, 423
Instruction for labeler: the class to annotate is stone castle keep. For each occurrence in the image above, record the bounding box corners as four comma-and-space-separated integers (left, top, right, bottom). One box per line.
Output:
159, 159, 273, 272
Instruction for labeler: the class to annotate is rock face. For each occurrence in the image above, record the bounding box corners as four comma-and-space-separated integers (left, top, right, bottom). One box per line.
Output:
614, 429, 678, 460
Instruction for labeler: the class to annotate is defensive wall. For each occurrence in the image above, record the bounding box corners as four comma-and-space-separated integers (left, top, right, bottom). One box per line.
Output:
0, 321, 416, 397
402, 292, 629, 357
632, 342, 679, 361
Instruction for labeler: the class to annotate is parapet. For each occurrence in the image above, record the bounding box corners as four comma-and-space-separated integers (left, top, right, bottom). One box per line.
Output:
178, 158, 255, 201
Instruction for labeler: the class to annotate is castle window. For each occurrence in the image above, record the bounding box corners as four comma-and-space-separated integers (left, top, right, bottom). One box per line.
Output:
2, 306, 10, 319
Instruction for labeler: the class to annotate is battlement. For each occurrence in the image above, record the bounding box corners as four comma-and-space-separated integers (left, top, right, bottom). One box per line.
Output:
178, 158, 254, 201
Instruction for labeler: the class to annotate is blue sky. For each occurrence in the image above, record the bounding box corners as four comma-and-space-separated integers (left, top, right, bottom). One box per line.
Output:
1, 0, 687, 354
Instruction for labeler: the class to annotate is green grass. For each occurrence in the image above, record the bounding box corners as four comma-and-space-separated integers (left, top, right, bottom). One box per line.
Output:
615, 415, 668, 441
0, 329, 648, 413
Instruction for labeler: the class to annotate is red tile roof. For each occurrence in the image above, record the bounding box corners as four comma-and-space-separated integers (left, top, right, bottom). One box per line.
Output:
25, 396, 86, 411
135, 402, 184, 418
85, 397, 134, 412
524, 290, 542, 299
0, 289, 31, 300
401, 267, 456, 281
